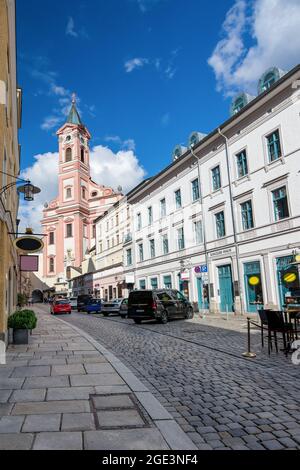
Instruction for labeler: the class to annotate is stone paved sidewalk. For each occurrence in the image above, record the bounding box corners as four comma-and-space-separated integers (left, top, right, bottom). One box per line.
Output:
0, 308, 196, 450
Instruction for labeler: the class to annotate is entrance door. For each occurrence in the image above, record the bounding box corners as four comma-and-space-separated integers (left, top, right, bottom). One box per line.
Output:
196, 277, 209, 310
218, 265, 234, 313
244, 262, 263, 313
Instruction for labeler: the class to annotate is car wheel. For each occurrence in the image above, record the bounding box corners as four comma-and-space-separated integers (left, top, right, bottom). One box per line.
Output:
159, 310, 168, 324
185, 308, 194, 320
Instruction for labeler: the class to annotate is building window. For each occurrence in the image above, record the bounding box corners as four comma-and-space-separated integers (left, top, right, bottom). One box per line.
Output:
91, 191, 97, 197
160, 198, 166, 217
116, 214, 119, 226
232, 96, 245, 115
150, 278, 158, 289
92, 225, 96, 238
175, 189, 182, 209
193, 220, 203, 244
49, 257, 54, 273
191, 178, 200, 201
177, 227, 185, 250
83, 225, 88, 238
261, 71, 276, 91
266, 130, 282, 162
148, 206, 153, 225
66, 223, 73, 238
212, 165, 221, 191
163, 275, 172, 289
82, 187, 87, 199
126, 248, 132, 266
241, 200, 254, 230
149, 239, 155, 258
215, 211, 225, 238
81, 147, 85, 163
139, 279, 146, 290
49, 232, 55, 245
138, 243, 144, 262
236, 150, 248, 178
272, 186, 289, 221
137, 213, 142, 231
65, 147, 72, 162
99, 242, 103, 253
162, 234, 169, 255
65, 187, 72, 199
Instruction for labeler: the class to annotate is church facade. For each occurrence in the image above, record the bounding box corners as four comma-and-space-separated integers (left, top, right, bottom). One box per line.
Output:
41, 98, 122, 290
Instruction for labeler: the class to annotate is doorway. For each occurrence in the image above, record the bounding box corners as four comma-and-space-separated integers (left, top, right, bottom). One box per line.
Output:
218, 265, 234, 313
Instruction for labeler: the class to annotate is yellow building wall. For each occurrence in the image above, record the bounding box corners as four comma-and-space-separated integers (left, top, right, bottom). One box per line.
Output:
0, 0, 20, 343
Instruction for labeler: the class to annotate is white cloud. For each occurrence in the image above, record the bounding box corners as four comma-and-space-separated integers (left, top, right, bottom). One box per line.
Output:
208, 0, 300, 95
41, 116, 61, 131
19, 152, 59, 233
104, 136, 136, 151
124, 51, 179, 79
66, 17, 78, 37
18, 146, 145, 232
124, 58, 149, 72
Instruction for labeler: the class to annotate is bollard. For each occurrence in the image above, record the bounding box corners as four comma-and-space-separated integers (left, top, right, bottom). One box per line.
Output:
242, 317, 256, 358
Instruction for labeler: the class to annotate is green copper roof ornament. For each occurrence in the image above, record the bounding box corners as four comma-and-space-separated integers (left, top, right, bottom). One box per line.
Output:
66, 93, 82, 125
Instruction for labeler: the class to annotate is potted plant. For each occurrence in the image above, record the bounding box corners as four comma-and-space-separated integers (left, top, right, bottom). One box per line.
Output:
8, 310, 37, 345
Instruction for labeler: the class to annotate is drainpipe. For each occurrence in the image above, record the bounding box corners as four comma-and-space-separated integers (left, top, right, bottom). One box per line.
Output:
190, 145, 211, 314
217, 128, 244, 316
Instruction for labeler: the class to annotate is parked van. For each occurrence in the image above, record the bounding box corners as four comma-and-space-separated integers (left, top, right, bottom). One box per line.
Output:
128, 289, 194, 324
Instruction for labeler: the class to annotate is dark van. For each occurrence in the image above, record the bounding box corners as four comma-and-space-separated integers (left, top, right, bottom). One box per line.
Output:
128, 289, 194, 324
77, 294, 93, 312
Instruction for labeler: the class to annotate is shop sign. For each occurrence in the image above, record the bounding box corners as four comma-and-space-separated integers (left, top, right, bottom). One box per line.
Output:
181, 271, 190, 281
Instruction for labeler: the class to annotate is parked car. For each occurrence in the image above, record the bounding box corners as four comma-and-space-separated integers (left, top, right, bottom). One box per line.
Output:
119, 298, 128, 318
69, 297, 77, 310
77, 294, 93, 312
82, 298, 102, 314
101, 298, 124, 316
50, 299, 71, 315
128, 289, 194, 324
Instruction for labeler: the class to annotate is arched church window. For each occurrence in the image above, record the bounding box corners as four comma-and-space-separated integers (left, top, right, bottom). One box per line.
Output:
66, 187, 72, 199
49, 257, 54, 273
82, 187, 86, 199
65, 147, 72, 162
81, 147, 85, 163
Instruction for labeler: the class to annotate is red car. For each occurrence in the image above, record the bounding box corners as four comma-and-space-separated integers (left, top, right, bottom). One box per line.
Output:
50, 299, 71, 315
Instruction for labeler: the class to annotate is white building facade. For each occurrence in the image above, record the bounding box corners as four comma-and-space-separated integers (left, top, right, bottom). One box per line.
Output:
123, 65, 300, 314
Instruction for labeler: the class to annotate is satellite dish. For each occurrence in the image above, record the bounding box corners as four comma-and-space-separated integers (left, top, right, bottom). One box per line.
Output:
44, 202, 48, 208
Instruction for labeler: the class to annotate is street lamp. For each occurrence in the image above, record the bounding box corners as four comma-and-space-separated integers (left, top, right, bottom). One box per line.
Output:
0, 170, 40, 201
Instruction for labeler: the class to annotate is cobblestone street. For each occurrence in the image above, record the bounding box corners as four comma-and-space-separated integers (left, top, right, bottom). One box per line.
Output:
63, 311, 300, 450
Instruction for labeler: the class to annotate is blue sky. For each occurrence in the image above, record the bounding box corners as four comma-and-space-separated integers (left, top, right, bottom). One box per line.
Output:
16, 0, 300, 230
17, 0, 234, 174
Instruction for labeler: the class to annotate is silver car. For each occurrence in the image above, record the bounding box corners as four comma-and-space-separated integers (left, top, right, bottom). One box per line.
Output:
101, 298, 124, 316
69, 297, 77, 310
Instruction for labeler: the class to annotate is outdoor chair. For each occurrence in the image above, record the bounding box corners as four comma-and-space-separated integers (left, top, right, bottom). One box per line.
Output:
257, 309, 270, 348
265, 310, 295, 356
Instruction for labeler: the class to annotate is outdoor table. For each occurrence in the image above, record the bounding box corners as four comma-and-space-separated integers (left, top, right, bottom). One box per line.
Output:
284, 305, 300, 340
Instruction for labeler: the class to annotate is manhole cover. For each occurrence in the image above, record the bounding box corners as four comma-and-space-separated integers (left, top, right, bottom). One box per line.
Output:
89, 393, 151, 430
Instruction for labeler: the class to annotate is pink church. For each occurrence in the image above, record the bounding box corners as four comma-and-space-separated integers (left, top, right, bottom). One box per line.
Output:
41, 97, 122, 287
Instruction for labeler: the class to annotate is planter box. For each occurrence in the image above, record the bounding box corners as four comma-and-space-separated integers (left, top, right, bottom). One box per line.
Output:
13, 329, 29, 345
